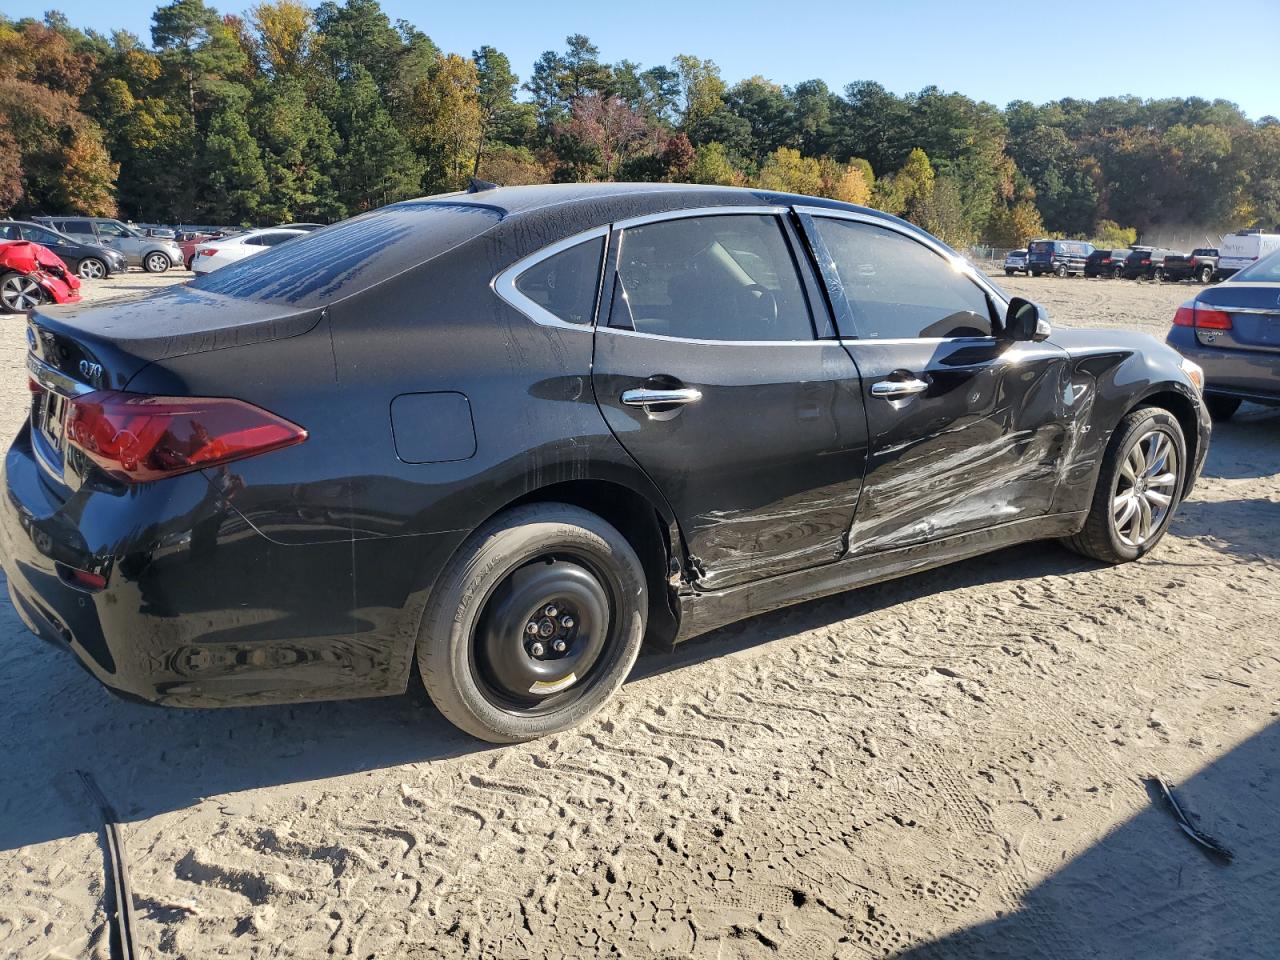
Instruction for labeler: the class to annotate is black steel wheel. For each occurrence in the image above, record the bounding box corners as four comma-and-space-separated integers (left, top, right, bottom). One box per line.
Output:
418, 502, 647, 742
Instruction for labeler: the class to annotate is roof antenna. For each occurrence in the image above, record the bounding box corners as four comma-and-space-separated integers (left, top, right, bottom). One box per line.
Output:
467, 177, 499, 193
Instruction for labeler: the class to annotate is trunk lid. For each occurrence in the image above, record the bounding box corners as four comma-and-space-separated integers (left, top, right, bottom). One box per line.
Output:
1196, 283, 1280, 353
26, 285, 323, 493
28, 284, 322, 391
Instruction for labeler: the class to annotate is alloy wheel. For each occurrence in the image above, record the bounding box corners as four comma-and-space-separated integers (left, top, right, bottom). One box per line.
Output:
145, 253, 169, 272
78, 258, 106, 280
1, 275, 43, 312
1112, 428, 1180, 547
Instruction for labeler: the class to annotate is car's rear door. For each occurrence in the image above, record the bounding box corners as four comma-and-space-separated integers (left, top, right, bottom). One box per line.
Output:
797, 207, 1073, 554
589, 207, 869, 590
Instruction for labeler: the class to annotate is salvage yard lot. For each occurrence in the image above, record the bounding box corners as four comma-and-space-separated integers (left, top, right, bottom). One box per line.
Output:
2, 275, 1278, 958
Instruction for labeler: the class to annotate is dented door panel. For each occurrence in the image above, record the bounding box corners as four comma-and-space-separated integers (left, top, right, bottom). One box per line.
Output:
843, 337, 1074, 553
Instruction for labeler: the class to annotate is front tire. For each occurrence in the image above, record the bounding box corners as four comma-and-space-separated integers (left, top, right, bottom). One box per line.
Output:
418, 503, 648, 743
143, 252, 171, 273
1063, 407, 1186, 563
76, 257, 107, 280
0, 271, 45, 313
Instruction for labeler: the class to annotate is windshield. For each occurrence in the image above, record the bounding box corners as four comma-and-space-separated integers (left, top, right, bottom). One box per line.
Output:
1229, 248, 1280, 283
188, 202, 501, 307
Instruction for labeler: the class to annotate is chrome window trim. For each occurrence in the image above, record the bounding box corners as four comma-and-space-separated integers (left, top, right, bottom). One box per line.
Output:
610, 205, 788, 232
491, 225, 610, 331
27, 353, 93, 397
793, 205, 1011, 318
601, 205, 823, 345
594, 326, 837, 347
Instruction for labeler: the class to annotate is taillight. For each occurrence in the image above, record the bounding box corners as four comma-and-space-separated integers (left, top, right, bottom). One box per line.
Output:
1172, 301, 1232, 330
64, 392, 306, 483
1141, 258, 1151, 265
1194, 307, 1232, 329
198, 248, 216, 256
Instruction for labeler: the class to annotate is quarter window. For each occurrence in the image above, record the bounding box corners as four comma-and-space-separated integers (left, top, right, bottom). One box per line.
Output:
514, 235, 605, 325
814, 218, 993, 339
611, 214, 814, 342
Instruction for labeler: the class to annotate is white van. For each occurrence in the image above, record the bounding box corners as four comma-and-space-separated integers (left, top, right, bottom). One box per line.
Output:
1218, 230, 1280, 276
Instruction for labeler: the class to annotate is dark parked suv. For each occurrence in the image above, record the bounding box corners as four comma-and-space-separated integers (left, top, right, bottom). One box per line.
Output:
1083, 248, 1129, 278
1027, 239, 1095, 277
4, 184, 1211, 742
1122, 246, 1183, 280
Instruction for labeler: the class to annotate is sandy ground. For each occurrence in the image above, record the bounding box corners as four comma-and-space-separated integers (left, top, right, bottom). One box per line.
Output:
1, 273, 1278, 959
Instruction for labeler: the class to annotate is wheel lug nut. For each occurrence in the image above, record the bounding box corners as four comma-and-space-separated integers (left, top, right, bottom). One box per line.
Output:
552, 639, 567, 653
544, 605, 558, 618
525, 622, 539, 635
560, 616, 574, 630
530, 641, 545, 657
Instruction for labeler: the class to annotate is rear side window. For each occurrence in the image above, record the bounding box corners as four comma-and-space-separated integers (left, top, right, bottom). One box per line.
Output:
513, 236, 605, 325
610, 214, 814, 342
60, 220, 93, 235
814, 217, 993, 340
189, 202, 502, 307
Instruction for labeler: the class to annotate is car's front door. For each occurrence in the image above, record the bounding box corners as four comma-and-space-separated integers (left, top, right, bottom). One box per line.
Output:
92, 219, 142, 264
590, 208, 869, 590
799, 208, 1073, 555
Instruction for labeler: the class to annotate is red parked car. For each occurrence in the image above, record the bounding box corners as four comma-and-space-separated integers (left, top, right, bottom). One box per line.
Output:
0, 240, 81, 313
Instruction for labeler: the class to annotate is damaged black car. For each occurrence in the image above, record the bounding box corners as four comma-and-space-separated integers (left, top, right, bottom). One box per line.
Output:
3, 183, 1211, 742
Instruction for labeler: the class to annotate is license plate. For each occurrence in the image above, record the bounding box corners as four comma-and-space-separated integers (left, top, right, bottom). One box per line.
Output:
34, 389, 68, 455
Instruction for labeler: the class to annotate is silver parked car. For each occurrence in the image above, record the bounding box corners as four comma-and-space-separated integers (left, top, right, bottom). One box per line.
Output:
34, 216, 184, 273
1004, 248, 1030, 275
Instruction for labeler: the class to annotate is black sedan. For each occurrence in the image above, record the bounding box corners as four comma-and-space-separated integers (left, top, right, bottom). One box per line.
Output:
3, 184, 1210, 742
1166, 248, 1280, 420
0, 220, 128, 279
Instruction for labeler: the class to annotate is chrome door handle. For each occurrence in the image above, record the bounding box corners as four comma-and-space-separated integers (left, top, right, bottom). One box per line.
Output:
870, 378, 929, 398
621, 387, 702, 407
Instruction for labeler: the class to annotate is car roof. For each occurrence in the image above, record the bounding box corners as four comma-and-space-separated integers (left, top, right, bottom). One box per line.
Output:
407, 181, 936, 248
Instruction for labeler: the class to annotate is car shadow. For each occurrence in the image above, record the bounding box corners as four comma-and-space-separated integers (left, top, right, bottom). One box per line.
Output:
0, 541, 1098, 854
1198, 403, 1280, 480
635, 540, 1100, 680
1171, 497, 1280, 563
896, 717, 1280, 959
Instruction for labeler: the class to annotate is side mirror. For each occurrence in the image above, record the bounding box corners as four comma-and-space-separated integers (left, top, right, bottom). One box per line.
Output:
1004, 297, 1052, 342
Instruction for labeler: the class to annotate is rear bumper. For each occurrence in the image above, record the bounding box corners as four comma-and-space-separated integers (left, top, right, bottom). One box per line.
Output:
1166, 327, 1280, 402
1, 424, 409, 707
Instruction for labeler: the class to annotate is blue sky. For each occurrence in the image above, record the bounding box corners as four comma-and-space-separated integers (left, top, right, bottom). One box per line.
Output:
10, 0, 1280, 119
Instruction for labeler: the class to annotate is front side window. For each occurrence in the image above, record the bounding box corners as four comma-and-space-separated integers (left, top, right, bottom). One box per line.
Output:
95, 220, 131, 238
514, 235, 605, 325
814, 217, 993, 340
0, 224, 18, 240
610, 214, 813, 342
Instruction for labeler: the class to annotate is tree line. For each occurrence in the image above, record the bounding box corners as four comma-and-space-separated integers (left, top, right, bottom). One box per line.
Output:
3, 0, 1279, 249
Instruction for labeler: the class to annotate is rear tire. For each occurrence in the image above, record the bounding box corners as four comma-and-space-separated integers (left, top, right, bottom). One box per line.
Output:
1199, 265, 1214, 284
1062, 407, 1186, 564
1055, 263, 1068, 278
1205, 395, 1241, 422
417, 503, 648, 743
